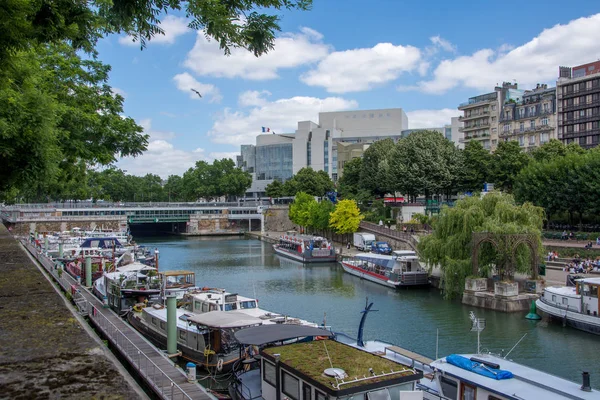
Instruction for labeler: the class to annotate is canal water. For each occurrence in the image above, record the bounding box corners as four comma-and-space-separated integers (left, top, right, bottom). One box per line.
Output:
138, 235, 599, 389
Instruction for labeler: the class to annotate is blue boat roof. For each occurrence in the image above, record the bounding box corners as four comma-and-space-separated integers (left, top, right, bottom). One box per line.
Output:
80, 237, 123, 248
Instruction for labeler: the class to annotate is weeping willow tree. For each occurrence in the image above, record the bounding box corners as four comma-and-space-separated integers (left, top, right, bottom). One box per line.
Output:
418, 192, 544, 299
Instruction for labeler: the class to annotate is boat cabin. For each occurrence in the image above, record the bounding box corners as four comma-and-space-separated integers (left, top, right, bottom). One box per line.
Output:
429, 353, 598, 400
576, 277, 600, 317
259, 339, 422, 400
71, 237, 124, 257
184, 289, 259, 314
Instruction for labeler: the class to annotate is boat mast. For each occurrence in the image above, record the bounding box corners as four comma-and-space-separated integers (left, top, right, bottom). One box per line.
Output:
357, 298, 378, 347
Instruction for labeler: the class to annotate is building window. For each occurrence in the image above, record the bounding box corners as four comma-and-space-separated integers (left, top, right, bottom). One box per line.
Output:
530, 120, 535, 129
263, 361, 276, 386
529, 135, 535, 145
492, 105, 496, 111
541, 133, 549, 144
518, 136, 524, 146
541, 118, 548, 126
282, 372, 299, 400
503, 125, 510, 132
580, 137, 587, 146
369, 113, 374, 118
519, 122, 524, 132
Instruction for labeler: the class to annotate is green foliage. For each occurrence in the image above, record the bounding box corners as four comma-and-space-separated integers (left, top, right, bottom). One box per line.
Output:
308, 200, 335, 232
289, 192, 317, 227
181, 159, 252, 201
515, 150, 600, 223
391, 130, 462, 200
265, 180, 284, 198
461, 141, 491, 192
329, 199, 363, 234
418, 193, 544, 299
530, 139, 584, 162
488, 141, 530, 193
359, 138, 395, 197
337, 157, 362, 199
281, 168, 334, 197
411, 213, 430, 225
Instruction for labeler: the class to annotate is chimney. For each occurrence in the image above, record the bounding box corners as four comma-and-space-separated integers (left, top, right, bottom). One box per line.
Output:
581, 371, 591, 392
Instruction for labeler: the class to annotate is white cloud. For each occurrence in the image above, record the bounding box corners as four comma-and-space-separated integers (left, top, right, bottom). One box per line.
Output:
429, 36, 456, 53
208, 151, 240, 161
111, 87, 127, 98
173, 72, 222, 103
416, 13, 600, 94
238, 90, 271, 107
209, 95, 358, 145
118, 15, 191, 46
139, 119, 176, 141
183, 27, 330, 80
406, 109, 460, 129
301, 43, 421, 93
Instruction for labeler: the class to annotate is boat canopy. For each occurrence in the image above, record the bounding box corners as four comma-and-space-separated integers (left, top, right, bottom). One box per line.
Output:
355, 253, 395, 268
446, 354, 513, 380
234, 325, 333, 345
187, 311, 263, 328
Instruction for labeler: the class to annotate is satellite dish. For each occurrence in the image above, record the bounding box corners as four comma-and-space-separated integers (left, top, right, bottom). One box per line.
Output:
324, 368, 347, 378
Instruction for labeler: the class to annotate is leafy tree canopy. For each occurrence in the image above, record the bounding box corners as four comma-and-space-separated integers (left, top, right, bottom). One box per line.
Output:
488, 141, 530, 193
337, 157, 362, 199
265, 180, 285, 198
359, 138, 395, 197
329, 199, 363, 234
461, 140, 491, 192
418, 193, 544, 299
282, 168, 334, 197
289, 192, 317, 228
530, 139, 584, 162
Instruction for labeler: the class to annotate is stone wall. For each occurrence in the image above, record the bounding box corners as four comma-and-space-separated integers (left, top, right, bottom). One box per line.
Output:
9, 219, 127, 236
264, 206, 295, 232
186, 215, 244, 235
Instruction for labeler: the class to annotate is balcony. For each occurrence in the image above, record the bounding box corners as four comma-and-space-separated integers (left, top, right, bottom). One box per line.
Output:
559, 85, 600, 99
560, 128, 600, 140
458, 95, 497, 109
459, 122, 491, 132
461, 133, 491, 141
561, 99, 600, 112
560, 115, 600, 126
459, 110, 490, 121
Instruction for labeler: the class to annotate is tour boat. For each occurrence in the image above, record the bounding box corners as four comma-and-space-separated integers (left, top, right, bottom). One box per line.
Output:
536, 276, 600, 335
127, 307, 263, 372
339, 250, 429, 288
273, 232, 336, 263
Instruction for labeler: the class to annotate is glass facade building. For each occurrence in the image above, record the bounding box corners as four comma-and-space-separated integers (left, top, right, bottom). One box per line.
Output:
255, 144, 293, 181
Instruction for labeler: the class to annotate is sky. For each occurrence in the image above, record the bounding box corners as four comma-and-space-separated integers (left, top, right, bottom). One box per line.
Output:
97, 1, 600, 177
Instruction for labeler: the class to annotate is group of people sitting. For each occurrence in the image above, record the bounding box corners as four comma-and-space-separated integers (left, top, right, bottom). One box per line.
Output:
563, 256, 600, 274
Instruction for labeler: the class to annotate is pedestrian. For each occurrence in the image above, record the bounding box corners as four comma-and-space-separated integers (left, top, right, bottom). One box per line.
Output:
347, 241, 351, 249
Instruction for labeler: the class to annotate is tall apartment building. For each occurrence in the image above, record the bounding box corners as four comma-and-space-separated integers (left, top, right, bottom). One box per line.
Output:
499, 84, 557, 149
458, 82, 523, 151
557, 61, 600, 148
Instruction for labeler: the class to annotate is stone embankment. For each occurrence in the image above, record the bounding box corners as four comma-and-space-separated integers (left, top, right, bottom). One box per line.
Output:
0, 224, 145, 399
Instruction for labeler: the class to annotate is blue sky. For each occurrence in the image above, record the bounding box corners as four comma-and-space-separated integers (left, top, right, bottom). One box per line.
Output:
97, 1, 600, 177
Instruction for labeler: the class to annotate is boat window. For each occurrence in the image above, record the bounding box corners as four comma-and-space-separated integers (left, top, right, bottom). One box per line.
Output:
240, 301, 257, 309
460, 382, 476, 400
315, 391, 327, 400
282, 371, 299, 400
263, 360, 276, 386
562, 297, 568, 305
582, 284, 598, 298
152, 317, 157, 326
224, 303, 238, 311
366, 388, 391, 400
202, 303, 209, 313
303, 383, 311, 400
179, 330, 186, 341
552, 295, 556, 302
440, 377, 458, 400
194, 301, 202, 312
209, 304, 218, 311
488, 396, 503, 400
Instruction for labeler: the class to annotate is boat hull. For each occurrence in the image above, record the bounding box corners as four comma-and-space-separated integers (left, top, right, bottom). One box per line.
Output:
340, 261, 399, 288
273, 245, 336, 264
536, 299, 600, 335
127, 311, 241, 372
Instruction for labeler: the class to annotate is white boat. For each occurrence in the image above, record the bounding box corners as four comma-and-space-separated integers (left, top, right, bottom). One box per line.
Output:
273, 232, 336, 263
339, 250, 429, 288
536, 276, 600, 335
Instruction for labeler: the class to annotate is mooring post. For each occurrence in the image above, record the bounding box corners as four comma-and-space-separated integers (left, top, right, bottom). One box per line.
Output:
166, 294, 177, 356
85, 256, 92, 287
58, 242, 64, 258
44, 236, 49, 254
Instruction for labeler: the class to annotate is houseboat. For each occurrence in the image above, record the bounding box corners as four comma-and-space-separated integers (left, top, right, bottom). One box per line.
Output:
536, 276, 600, 335
229, 326, 423, 400
273, 232, 336, 263
128, 307, 263, 372
182, 288, 323, 327
339, 250, 429, 288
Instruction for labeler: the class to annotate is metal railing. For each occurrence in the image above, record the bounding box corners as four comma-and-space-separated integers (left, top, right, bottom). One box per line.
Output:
88, 304, 193, 400
2, 200, 271, 210
359, 221, 419, 250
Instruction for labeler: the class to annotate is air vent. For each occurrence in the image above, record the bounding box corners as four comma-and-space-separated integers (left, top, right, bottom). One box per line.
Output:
324, 368, 347, 378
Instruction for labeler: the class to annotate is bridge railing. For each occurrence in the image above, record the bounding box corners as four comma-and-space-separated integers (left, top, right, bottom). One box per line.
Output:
2, 200, 271, 210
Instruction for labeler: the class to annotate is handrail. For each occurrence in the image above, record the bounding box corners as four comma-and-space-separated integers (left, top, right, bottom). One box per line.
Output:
359, 221, 419, 250
88, 304, 193, 400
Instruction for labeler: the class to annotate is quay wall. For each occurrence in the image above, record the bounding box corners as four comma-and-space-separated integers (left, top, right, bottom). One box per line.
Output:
263, 206, 295, 232
9, 218, 126, 236
0, 225, 144, 398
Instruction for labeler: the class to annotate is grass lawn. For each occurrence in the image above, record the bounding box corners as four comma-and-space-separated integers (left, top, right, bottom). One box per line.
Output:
263, 340, 416, 389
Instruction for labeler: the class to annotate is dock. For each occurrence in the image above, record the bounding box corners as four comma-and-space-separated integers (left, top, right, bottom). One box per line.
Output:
20, 238, 213, 400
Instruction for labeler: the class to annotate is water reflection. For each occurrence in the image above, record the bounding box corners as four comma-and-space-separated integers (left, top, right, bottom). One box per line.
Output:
138, 236, 599, 388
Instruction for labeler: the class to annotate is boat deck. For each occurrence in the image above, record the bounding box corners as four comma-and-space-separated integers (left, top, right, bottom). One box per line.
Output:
385, 345, 433, 367
22, 240, 213, 400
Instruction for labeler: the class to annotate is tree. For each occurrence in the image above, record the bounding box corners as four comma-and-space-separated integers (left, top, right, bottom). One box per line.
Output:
359, 138, 395, 197
164, 175, 184, 202
337, 157, 362, 199
329, 200, 363, 235
489, 141, 530, 192
418, 193, 544, 299
212, 158, 252, 198
391, 131, 462, 201
289, 192, 317, 229
461, 141, 491, 192
265, 180, 285, 198
308, 200, 335, 235
282, 168, 334, 197
530, 139, 585, 162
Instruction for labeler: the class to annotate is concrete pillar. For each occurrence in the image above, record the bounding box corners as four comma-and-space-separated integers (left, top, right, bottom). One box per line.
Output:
44, 237, 49, 253
85, 257, 92, 287
248, 219, 251, 233
260, 213, 265, 234
215, 218, 220, 231
58, 243, 64, 258
166, 295, 177, 355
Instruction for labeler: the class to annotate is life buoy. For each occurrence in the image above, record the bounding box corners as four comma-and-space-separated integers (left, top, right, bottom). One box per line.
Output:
217, 358, 223, 372
315, 336, 328, 341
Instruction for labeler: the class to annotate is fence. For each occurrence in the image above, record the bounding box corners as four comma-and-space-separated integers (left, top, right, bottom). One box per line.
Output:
359, 221, 419, 250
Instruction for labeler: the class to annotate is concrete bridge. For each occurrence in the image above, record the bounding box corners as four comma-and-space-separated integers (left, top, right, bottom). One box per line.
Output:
0, 201, 269, 236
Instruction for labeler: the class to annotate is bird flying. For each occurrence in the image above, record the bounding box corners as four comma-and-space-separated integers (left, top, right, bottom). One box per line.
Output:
190, 88, 202, 98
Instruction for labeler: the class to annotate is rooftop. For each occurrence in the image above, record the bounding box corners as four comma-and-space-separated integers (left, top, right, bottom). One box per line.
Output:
263, 340, 418, 390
